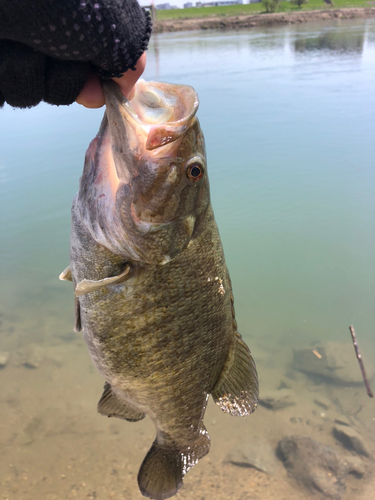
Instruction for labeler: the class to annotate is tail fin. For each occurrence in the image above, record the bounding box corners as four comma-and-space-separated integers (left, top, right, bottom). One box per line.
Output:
138, 442, 183, 500
138, 431, 210, 500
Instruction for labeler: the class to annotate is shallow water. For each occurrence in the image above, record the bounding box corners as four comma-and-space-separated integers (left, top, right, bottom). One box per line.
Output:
1, 18, 375, 500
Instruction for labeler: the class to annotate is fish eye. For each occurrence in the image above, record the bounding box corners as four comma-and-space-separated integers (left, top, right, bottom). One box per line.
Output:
186, 162, 204, 183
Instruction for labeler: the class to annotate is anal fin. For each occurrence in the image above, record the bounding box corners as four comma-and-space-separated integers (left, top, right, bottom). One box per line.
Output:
97, 382, 145, 422
211, 333, 258, 416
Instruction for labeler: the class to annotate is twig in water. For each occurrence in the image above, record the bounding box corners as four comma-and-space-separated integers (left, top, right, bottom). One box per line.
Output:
353, 405, 363, 417
349, 325, 373, 398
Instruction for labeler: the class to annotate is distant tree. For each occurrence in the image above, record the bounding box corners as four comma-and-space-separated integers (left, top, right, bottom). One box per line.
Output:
262, 0, 279, 13
291, 0, 308, 7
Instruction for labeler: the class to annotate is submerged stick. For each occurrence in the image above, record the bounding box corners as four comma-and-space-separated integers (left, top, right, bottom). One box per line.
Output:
349, 325, 373, 398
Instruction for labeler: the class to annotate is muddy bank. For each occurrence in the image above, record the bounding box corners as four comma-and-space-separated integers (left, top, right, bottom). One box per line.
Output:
153, 7, 375, 33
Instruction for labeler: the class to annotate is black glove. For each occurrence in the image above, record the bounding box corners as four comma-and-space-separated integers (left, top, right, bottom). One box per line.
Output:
0, 0, 152, 108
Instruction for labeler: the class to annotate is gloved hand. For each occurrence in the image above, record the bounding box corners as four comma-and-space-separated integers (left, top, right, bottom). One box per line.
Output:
0, 0, 152, 108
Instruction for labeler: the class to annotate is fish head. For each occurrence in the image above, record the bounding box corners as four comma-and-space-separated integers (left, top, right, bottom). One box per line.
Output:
78, 80, 210, 264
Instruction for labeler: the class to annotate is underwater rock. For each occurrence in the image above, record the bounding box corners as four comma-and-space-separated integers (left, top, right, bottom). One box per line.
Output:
293, 342, 375, 386
16, 344, 64, 369
277, 435, 349, 499
290, 416, 303, 424
277, 379, 291, 390
16, 415, 44, 445
332, 425, 371, 457
343, 455, 365, 478
58, 331, 77, 343
20, 345, 44, 369
0, 351, 10, 368
224, 437, 277, 474
285, 369, 297, 381
313, 397, 331, 410
305, 419, 324, 431
259, 389, 296, 410
333, 416, 351, 427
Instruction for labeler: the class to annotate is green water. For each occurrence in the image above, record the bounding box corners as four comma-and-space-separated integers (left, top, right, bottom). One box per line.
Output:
1, 18, 374, 500
2, 19, 374, 344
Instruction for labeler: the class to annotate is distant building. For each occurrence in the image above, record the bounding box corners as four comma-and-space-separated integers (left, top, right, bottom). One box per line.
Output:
183, 2, 194, 6
156, 3, 180, 9
195, 1, 244, 6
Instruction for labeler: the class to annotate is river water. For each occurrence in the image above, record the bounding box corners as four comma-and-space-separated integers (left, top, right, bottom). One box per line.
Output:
1, 18, 374, 500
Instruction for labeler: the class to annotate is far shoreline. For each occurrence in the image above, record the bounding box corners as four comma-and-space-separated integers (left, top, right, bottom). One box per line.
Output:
153, 7, 375, 33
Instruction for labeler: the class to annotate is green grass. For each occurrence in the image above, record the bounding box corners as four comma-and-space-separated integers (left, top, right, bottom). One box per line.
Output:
156, 0, 373, 21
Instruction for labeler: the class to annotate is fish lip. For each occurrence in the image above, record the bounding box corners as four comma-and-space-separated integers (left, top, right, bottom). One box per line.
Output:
104, 81, 144, 126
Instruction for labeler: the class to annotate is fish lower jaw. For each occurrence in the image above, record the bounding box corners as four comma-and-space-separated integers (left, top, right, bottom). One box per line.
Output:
131, 204, 172, 234
133, 218, 170, 235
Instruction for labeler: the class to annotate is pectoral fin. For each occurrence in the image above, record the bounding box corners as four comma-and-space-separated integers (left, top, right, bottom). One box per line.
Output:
59, 266, 72, 282
59, 266, 82, 332
98, 382, 145, 422
211, 333, 258, 416
75, 265, 131, 297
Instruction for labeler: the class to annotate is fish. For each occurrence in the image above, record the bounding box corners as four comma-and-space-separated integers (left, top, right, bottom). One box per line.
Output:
60, 79, 258, 500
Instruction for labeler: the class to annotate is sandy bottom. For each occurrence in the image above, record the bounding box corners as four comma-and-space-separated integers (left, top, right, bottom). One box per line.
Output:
0, 305, 374, 500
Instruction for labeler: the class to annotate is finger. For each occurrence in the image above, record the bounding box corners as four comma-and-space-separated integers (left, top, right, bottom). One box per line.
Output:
113, 51, 147, 99
45, 59, 89, 106
0, 40, 45, 108
76, 72, 105, 108
76, 51, 146, 108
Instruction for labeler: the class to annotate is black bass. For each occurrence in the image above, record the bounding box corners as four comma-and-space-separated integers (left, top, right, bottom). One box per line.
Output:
60, 80, 258, 500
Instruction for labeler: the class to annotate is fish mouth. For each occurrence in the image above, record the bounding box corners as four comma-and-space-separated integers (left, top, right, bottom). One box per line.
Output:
103, 79, 199, 151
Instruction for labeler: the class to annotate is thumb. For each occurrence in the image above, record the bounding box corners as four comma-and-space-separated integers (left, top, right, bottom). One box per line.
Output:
113, 51, 147, 100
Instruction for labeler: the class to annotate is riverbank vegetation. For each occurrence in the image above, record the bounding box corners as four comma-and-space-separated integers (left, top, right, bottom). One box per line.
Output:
156, 0, 373, 20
